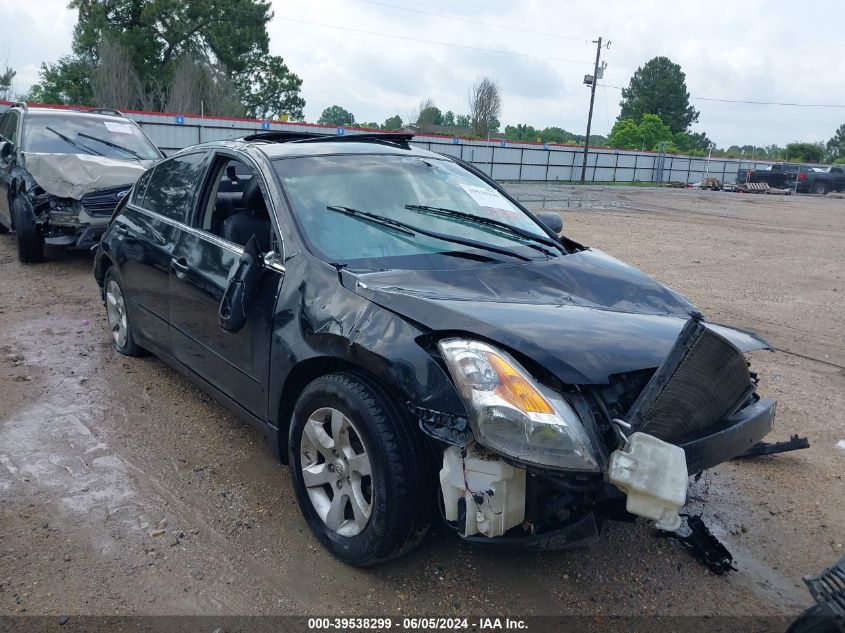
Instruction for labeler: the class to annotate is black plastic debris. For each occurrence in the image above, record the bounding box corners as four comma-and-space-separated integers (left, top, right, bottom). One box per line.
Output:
658, 514, 737, 575
788, 555, 845, 633
734, 434, 810, 459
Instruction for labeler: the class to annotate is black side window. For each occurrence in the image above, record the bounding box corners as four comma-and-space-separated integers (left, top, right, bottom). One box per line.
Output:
131, 167, 155, 207
142, 152, 207, 222
1, 112, 18, 143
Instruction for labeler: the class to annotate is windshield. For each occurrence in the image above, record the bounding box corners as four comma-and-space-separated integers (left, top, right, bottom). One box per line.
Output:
274, 154, 553, 270
23, 114, 160, 160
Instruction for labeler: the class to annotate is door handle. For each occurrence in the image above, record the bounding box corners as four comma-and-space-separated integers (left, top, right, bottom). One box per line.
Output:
114, 224, 129, 235
170, 257, 190, 279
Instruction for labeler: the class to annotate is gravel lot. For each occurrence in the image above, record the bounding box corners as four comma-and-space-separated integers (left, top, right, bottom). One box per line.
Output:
0, 185, 843, 619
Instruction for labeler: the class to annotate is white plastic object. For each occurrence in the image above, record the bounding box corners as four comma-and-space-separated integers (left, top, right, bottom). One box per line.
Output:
608, 432, 688, 531
440, 445, 526, 538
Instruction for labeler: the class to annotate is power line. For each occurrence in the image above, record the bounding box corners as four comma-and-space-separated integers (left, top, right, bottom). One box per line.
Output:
276, 17, 594, 66
357, 0, 591, 43
600, 84, 845, 108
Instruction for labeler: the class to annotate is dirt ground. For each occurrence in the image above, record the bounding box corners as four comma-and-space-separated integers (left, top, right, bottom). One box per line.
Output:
0, 185, 843, 619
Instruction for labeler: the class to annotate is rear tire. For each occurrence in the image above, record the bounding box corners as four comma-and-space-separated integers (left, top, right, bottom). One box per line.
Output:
288, 372, 432, 566
103, 267, 144, 357
812, 182, 828, 195
11, 197, 43, 263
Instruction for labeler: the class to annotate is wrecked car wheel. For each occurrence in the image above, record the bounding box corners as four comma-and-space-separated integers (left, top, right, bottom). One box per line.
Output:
289, 373, 431, 566
11, 197, 43, 263
103, 268, 144, 357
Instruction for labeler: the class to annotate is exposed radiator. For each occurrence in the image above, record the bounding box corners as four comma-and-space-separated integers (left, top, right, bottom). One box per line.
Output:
625, 314, 753, 443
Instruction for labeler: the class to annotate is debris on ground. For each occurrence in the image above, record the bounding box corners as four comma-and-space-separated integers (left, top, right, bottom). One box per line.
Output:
691, 177, 722, 190
737, 182, 793, 195
658, 514, 736, 575
734, 434, 811, 459
788, 555, 845, 633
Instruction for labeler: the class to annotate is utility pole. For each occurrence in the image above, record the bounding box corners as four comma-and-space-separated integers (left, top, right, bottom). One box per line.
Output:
580, 37, 607, 183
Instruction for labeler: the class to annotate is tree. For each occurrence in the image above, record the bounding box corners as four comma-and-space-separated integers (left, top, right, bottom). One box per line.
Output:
455, 114, 471, 128
90, 37, 151, 110
166, 56, 243, 117
619, 56, 699, 134
607, 114, 674, 151
785, 142, 825, 163
237, 54, 304, 120
318, 105, 355, 126
442, 111, 455, 126
382, 114, 402, 130
23, 56, 94, 105
469, 77, 502, 138
0, 66, 16, 101
826, 123, 845, 162
672, 131, 712, 155
416, 98, 443, 126
25, 0, 304, 117
607, 119, 643, 149
358, 122, 379, 130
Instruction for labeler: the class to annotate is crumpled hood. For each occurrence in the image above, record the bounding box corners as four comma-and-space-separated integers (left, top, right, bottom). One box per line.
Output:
23, 152, 154, 200
343, 248, 768, 385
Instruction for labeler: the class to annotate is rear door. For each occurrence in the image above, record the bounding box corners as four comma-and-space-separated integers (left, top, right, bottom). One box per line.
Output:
168, 151, 283, 418
113, 151, 209, 354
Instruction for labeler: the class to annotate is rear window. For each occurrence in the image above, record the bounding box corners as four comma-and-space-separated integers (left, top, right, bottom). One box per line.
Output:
141, 152, 208, 222
23, 113, 160, 160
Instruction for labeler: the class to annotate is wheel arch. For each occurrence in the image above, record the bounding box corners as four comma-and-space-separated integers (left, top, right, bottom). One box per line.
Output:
273, 356, 410, 464
94, 251, 115, 291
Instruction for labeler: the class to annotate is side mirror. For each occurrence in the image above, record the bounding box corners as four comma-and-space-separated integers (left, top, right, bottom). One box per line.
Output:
0, 140, 12, 160
226, 165, 238, 183
535, 211, 563, 234
218, 235, 262, 333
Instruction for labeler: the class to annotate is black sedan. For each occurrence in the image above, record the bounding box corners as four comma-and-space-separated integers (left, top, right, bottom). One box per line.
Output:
94, 132, 776, 565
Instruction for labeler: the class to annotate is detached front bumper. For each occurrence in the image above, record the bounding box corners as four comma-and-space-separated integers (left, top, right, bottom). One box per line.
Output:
680, 397, 776, 474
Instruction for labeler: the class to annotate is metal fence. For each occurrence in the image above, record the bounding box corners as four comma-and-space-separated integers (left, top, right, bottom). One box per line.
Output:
0, 101, 785, 185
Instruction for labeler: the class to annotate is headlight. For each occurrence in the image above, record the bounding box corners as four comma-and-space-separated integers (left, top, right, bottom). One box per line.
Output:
438, 338, 600, 471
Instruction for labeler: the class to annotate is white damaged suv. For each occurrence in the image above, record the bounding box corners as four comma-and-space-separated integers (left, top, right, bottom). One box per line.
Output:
0, 103, 162, 262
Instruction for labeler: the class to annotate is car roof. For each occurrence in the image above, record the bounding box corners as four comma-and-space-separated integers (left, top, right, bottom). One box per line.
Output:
20, 107, 130, 123
178, 136, 446, 161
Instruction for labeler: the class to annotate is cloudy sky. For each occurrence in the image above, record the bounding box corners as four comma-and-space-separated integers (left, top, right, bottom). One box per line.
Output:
4, 0, 845, 147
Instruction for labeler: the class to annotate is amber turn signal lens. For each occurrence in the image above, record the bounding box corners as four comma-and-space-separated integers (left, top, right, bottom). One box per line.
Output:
488, 354, 554, 414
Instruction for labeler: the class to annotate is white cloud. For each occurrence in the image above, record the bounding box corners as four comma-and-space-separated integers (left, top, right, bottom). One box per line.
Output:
7, 0, 845, 147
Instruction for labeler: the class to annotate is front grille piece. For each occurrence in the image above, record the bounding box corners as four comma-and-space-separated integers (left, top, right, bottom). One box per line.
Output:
81, 186, 130, 216
625, 314, 753, 443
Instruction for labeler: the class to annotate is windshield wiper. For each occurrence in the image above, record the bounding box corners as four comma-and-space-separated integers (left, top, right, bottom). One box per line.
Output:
44, 126, 103, 156
404, 204, 565, 256
77, 132, 144, 160
326, 206, 531, 262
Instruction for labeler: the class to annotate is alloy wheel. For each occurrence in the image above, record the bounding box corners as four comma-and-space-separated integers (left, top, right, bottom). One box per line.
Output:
105, 280, 128, 348
299, 407, 373, 537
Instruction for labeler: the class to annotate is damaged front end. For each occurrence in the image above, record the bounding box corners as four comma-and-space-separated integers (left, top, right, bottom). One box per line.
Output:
27, 185, 128, 249
417, 312, 775, 550
21, 152, 146, 249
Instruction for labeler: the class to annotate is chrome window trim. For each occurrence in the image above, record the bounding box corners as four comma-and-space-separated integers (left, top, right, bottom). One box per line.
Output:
125, 203, 286, 273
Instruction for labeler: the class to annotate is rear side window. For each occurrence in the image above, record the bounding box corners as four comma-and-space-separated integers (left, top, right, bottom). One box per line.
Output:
141, 152, 207, 222
131, 167, 155, 207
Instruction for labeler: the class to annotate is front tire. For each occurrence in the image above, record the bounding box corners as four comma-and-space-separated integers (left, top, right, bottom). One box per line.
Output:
103, 267, 144, 357
288, 373, 432, 566
11, 197, 43, 263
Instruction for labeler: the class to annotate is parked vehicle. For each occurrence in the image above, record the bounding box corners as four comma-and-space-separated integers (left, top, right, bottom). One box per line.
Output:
94, 132, 777, 565
0, 103, 162, 262
804, 166, 845, 194
737, 163, 845, 193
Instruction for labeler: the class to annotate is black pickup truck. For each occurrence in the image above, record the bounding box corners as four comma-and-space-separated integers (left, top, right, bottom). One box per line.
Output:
737, 163, 845, 194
